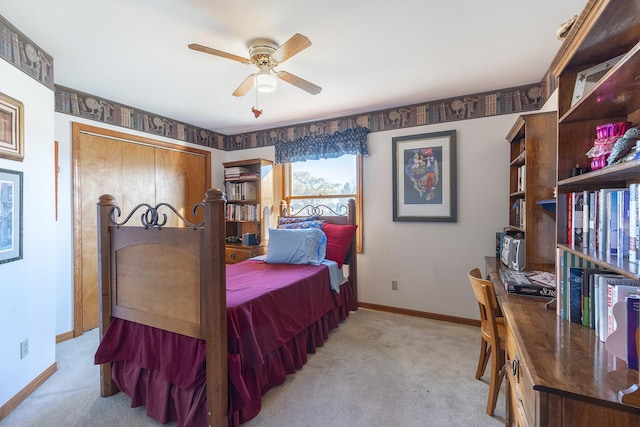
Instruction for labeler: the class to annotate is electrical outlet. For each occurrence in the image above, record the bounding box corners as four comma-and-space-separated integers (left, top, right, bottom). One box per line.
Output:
20, 339, 29, 359
391, 280, 398, 290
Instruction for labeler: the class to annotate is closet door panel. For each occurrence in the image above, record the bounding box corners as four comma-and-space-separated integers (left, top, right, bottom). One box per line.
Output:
155, 149, 207, 227
77, 134, 124, 331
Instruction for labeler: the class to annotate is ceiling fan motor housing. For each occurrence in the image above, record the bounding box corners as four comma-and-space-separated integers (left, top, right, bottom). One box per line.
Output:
248, 39, 279, 66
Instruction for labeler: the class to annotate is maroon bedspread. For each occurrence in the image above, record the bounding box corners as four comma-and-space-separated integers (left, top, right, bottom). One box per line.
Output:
94, 259, 353, 426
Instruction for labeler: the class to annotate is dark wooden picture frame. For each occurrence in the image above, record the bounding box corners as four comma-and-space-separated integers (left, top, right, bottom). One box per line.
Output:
0, 92, 25, 162
0, 168, 23, 264
392, 130, 457, 222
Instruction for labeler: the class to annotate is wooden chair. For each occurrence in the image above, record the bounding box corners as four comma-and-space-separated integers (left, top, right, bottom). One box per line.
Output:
468, 268, 507, 416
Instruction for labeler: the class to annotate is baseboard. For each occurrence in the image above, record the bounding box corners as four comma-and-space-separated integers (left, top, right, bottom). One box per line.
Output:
56, 330, 74, 343
0, 362, 57, 421
357, 302, 480, 327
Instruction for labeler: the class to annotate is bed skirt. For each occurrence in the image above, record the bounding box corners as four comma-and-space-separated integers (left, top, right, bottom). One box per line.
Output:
105, 281, 353, 426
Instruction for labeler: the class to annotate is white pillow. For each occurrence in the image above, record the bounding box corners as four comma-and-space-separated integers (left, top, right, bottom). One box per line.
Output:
265, 228, 327, 265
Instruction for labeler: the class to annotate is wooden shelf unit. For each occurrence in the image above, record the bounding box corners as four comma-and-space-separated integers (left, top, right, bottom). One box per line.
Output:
223, 158, 274, 264
485, 257, 640, 427
506, 111, 558, 271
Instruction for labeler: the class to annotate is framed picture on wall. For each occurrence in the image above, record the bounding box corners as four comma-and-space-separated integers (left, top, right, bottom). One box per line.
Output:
0, 92, 25, 161
392, 130, 457, 222
0, 168, 23, 264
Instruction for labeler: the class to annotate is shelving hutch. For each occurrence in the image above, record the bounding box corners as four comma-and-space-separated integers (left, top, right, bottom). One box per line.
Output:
495, 0, 640, 425
506, 111, 557, 271
223, 158, 274, 264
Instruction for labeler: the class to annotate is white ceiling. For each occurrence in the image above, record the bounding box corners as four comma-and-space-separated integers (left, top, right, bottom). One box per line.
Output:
1, 0, 587, 136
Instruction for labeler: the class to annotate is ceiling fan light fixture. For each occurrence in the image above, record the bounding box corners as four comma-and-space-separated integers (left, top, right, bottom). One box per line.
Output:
255, 71, 277, 93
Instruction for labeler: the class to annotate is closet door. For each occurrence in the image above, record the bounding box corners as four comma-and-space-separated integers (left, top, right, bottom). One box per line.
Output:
155, 148, 207, 226
76, 133, 155, 332
73, 123, 211, 334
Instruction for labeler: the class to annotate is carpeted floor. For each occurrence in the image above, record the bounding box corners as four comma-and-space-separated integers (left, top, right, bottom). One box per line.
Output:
1, 308, 505, 426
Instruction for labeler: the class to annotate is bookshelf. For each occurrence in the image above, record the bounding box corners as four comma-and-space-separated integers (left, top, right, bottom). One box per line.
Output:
506, 111, 557, 271
552, 0, 640, 279
223, 158, 274, 264
492, 0, 640, 424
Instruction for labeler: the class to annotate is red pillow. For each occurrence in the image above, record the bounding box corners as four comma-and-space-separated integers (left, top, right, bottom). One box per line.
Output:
321, 223, 358, 268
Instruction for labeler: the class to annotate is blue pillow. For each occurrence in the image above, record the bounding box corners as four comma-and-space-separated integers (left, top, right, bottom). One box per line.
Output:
278, 215, 318, 225
278, 220, 324, 230
265, 228, 327, 265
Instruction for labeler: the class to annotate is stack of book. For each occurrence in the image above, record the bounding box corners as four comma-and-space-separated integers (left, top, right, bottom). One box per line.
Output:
224, 166, 256, 180
499, 268, 556, 298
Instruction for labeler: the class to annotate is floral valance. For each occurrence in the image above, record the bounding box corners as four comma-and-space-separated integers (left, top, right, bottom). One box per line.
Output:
274, 127, 370, 164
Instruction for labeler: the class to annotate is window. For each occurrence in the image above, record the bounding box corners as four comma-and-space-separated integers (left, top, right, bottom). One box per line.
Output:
283, 155, 363, 252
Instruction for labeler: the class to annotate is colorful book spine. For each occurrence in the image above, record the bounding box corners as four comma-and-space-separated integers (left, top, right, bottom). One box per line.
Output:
583, 190, 591, 251
572, 191, 585, 248
630, 183, 639, 264
627, 296, 640, 370
617, 189, 630, 257
569, 267, 583, 323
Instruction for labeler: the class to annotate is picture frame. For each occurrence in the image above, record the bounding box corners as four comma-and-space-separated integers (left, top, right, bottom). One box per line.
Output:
0, 168, 23, 264
571, 54, 624, 107
392, 130, 457, 222
0, 92, 25, 161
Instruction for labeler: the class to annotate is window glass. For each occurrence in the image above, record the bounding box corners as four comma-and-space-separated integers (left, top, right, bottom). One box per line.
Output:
289, 156, 356, 214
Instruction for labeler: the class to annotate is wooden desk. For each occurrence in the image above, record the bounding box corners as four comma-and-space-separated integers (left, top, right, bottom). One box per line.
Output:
485, 256, 640, 426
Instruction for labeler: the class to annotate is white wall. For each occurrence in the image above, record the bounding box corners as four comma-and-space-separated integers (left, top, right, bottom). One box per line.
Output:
0, 60, 56, 406
359, 117, 513, 319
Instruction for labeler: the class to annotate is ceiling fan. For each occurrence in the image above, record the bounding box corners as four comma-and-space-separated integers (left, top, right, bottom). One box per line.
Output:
188, 33, 322, 97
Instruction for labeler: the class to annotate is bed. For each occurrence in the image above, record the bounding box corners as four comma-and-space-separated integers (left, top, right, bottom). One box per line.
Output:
93, 188, 358, 426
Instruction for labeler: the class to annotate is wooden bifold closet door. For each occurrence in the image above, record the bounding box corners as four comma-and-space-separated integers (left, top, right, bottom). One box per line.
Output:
72, 123, 211, 335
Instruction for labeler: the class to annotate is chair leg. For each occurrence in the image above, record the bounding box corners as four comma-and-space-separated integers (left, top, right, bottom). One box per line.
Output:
475, 338, 490, 380
486, 346, 505, 416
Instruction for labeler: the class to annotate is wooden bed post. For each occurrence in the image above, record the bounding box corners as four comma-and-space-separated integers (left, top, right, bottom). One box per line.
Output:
96, 194, 119, 397
202, 188, 228, 427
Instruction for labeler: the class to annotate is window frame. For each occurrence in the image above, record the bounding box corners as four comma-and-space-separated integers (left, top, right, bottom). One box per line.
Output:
281, 155, 363, 253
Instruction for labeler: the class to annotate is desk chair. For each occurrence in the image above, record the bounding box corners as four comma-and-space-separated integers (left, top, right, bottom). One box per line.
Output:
468, 268, 507, 416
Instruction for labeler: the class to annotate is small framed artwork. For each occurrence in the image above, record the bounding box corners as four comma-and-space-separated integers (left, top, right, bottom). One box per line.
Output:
0, 92, 24, 161
571, 54, 624, 107
392, 130, 457, 222
0, 168, 23, 264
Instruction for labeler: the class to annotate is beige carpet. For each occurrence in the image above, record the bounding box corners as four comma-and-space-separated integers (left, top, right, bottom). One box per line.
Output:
1, 308, 505, 426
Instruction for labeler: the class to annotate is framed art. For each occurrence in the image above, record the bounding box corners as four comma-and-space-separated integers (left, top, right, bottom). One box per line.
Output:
392, 130, 457, 222
0, 168, 23, 264
0, 92, 24, 161
571, 53, 623, 107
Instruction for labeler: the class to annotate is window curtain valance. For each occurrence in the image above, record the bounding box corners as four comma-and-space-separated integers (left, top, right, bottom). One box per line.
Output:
274, 127, 370, 164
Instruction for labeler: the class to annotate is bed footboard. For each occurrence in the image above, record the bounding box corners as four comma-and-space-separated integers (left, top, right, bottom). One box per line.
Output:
96, 188, 228, 427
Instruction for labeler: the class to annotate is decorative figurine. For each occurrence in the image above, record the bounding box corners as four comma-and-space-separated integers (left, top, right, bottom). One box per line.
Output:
607, 126, 639, 165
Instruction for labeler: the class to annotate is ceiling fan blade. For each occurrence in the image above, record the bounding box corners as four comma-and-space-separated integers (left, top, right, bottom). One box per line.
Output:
271, 33, 311, 64
232, 73, 257, 97
276, 71, 322, 95
188, 43, 251, 64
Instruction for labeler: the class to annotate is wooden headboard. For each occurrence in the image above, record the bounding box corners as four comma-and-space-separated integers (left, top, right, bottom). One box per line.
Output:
278, 199, 358, 306
96, 188, 228, 426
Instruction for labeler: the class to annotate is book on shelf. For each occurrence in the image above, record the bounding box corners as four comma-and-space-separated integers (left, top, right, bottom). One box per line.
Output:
588, 191, 598, 252
595, 274, 640, 342
617, 189, 630, 257
499, 268, 556, 298
569, 267, 583, 323
571, 191, 585, 248
606, 190, 619, 255
581, 268, 601, 328
609, 283, 640, 337
628, 296, 640, 370
597, 188, 626, 257
582, 190, 591, 251
629, 183, 639, 264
